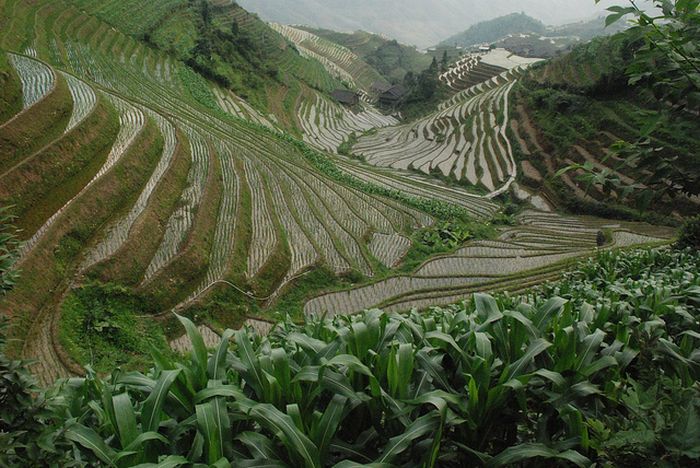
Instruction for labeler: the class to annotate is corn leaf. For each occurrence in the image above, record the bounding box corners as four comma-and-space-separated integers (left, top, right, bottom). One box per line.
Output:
65, 423, 117, 466
142, 370, 181, 432
250, 403, 321, 468
376, 412, 440, 463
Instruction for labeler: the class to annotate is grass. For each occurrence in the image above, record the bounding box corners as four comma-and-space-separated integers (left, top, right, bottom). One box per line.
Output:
0, 50, 23, 123
0, 70, 72, 170
1, 114, 164, 357
59, 281, 170, 373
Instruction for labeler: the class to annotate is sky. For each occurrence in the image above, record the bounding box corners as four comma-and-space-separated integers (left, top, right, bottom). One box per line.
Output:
237, 0, 624, 48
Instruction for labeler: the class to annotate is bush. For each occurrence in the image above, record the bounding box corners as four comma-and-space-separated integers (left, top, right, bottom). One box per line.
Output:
59, 282, 169, 373
677, 215, 700, 250
0, 206, 19, 296
0, 320, 72, 466
414, 219, 475, 250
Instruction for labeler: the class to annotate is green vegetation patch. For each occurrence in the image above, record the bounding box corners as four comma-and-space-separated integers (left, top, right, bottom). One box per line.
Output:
0, 50, 22, 123
677, 215, 700, 250
59, 282, 169, 373
302, 27, 432, 83
5, 247, 700, 466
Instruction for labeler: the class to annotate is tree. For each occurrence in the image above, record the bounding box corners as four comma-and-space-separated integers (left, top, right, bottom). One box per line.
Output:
598, 0, 700, 109
441, 50, 449, 72
430, 56, 439, 73
559, 0, 700, 206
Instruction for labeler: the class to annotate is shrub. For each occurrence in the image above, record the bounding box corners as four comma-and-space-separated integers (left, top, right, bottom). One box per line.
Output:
0, 320, 72, 466
0, 206, 19, 296
677, 215, 700, 250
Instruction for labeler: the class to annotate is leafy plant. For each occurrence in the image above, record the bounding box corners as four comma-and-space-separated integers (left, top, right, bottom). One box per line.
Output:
559, 0, 700, 204
598, 0, 700, 109
4, 248, 700, 466
0, 206, 20, 296
414, 219, 474, 250
677, 215, 700, 249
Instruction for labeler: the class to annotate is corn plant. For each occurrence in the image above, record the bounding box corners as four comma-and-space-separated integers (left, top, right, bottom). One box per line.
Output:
22, 248, 700, 466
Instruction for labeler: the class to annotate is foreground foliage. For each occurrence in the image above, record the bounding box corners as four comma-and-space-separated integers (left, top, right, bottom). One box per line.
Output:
0, 207, 19, 296
2, 248, 699, 466
555, 0, 700, 207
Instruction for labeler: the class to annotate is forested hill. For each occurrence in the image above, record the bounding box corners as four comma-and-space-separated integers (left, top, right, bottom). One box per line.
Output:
439, 13, 629, 57
440, 13, 547, 47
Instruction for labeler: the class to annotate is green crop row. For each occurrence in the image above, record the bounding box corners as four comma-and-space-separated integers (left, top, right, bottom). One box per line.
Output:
3, 247, 699, 466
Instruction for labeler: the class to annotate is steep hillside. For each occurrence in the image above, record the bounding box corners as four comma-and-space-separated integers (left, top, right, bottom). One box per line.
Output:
0, 0, 676, 389
513, 33, 700, 220
299, 27, 433, 83
68, 0, 346, 121
269, 24, 388, 94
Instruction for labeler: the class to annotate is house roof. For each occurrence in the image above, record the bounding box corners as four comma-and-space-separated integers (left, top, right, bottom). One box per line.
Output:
371, 81, 391, 93
331, 89, 359, 105
380, 84, 407, 100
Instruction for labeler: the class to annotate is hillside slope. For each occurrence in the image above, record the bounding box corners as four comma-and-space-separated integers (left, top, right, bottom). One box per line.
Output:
68, 0, 348, 124
299, 27, 433, 83
440, 13, 547, 48
440, 13, 628, 58
0, 0, 676, 387
513, 33, 700, 220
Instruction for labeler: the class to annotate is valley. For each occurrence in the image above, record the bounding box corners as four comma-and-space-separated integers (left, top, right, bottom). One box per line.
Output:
0, 0, 688, 382
0, 0, 698, 466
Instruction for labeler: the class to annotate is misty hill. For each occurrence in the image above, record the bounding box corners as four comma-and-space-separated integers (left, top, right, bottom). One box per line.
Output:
236, 0, 615, 48
440, 13, 546, 48
440, 13, 629, 58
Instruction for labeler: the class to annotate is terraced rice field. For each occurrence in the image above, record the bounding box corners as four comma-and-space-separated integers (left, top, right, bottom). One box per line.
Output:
0, 0, 676, 385
354, 69, 522, 196
213, 86, 276, 129
271, 23, 387, 94
143, 126, 210, 282
8, 52, 55, 108
440, 49, 541, 92
19, 91, 145, 258
60, 72, 96, 133
480, 48, 543, 70
82, 111, 177, 270
368, 233, 412, 268
304, 210, 672, 317
298, 90, 397, 153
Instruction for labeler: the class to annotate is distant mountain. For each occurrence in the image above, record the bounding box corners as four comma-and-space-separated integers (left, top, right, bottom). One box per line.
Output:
440, 13, 628, 58
236, 0, 616, 48
439, 13, 547, 48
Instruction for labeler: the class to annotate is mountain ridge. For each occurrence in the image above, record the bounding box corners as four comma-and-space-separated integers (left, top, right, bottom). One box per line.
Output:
236, 0, 616, 47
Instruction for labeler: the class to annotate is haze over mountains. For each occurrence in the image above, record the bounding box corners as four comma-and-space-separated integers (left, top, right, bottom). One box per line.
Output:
236, 0, 617, 47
